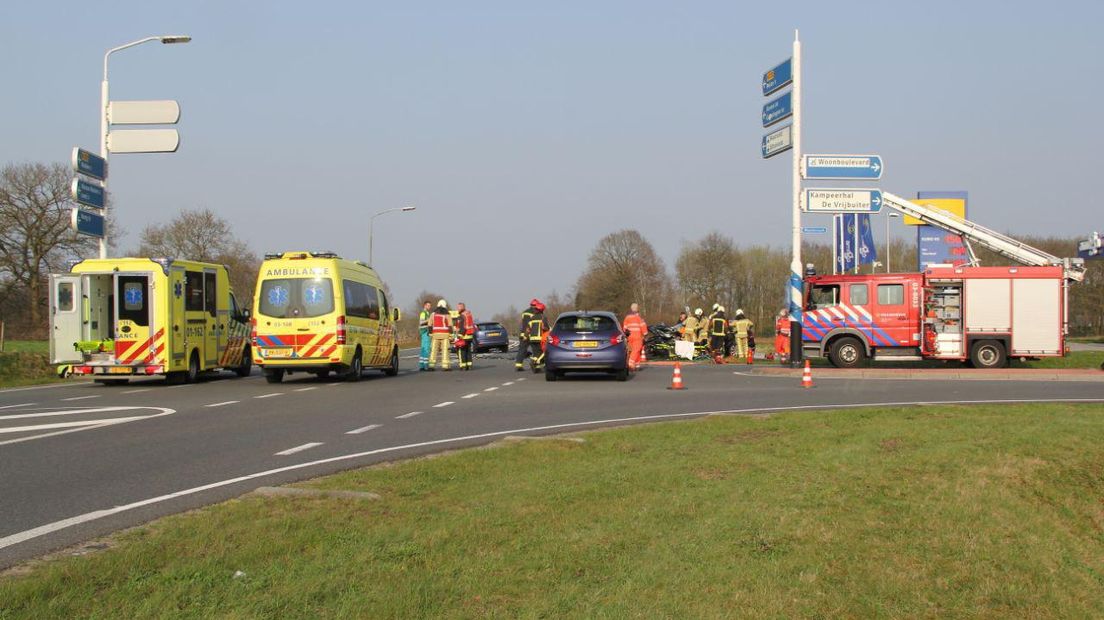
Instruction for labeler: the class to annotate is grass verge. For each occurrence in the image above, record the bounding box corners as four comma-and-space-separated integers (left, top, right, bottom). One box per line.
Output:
0, 349, 59, 389
2, 404, 1103, 617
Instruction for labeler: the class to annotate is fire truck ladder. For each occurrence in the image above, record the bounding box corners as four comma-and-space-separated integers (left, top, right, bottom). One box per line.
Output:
880, 192, 1086, 283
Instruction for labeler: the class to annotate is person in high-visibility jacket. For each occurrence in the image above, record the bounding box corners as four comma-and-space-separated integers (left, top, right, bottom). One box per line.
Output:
708, 306, 728, 363
774, 308, 791, 362
730, 308, 754, 360
515, 299, 540, 371
418, 300, 432, 371
682, 308, 704, 343
522, 300, 550, 371
455, 302, 476, 370
623, 303, 649, 371
429, 299, 454, 371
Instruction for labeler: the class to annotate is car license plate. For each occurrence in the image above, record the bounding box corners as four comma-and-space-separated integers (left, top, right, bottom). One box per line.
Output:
487, 332, 501, 337
107, 366, 133, 374
264, 347, 293, 358
573, 340, 598, 348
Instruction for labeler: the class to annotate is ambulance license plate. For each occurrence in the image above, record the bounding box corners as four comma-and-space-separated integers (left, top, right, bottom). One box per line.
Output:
107, 367, 133, 374
573, 340, 598, 348
264, 348, 293, 358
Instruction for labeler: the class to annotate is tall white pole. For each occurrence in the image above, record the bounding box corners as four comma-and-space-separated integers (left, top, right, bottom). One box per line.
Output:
854, 214, 860, 274
99, 78, 109, 259
885, 212, 891, 273
788, 30, 803, 366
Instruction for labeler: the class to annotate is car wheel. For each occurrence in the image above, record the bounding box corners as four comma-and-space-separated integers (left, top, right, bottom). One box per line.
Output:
384, 347, 399, 377
185, 351, 200, 383
234, 346, 252, 378
615, 368, 629, 381
970, 340, 1007, 369
345, 348, 363, 382
827, 337, 866, 368
264, 369, 285, 384
545, 368, 558, 382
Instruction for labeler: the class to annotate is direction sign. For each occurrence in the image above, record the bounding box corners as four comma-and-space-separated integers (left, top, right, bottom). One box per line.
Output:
762, 92, 792, 127
107, 129, 180, 154
71, 147, 107, 181
762, 58, 792, 96
801, 226, 828, 234
70, 178, 105, 210
72, 208, 105, 238
108, 100, 181, 125
1079, 232, 1102, 260
802, 154, 883, 180
801, 189, 883, 213
761, 124, 792, 159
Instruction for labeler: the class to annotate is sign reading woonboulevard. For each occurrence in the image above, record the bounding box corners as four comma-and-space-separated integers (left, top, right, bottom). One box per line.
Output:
801, 188, 883, 213
802, 154, 883, 180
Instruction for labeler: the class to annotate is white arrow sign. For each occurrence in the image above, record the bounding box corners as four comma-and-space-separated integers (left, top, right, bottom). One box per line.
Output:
108, 100, 181, 125
108, 129, 180, 154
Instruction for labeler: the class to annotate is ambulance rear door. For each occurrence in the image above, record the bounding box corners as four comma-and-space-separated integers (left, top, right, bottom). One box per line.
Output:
50, 274, 84, 363
114, 273, 154, 365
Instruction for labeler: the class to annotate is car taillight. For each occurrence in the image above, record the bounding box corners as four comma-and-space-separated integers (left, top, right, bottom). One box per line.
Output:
611, 334, 623, 345
549, 334, 560, 346
336, 315, 346, 344
250, 317, 257, 346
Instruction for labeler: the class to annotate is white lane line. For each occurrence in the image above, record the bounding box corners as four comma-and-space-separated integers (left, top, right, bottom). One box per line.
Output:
205, 401, 239, 408
483, 387, 499, 392
0, 416, 152, 434
254, 393, 283, 399
61, 395, 100, 402
0, 406, 164, 421
0, 407, 177, 447
400, 355, 418, 360
395, 411, 422, 419
346, 424, 382, 435
461, 393, 479, 399
121, 388, 152, 394
0, 403, 35, 410
275, 442, 323, 456
326, 382, 341, 387
294, 387, 318, 392
7, 397, 1104, 552
167, 384, 191, 389
516, 378, 526, 382
502, 381, 514, 386
433, 401, 454, 408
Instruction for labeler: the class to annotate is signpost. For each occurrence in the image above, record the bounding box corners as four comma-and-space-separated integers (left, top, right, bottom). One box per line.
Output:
802, 154, 883, 180
762, 58, 793, 96
801, 226, 827, 234
71, 148, 107, 181
70, 178, 105, 210
802, 189, 883, 213
72, 209, 105, 238
761, 124, 792, 159
108, 100, 181, 125
762, 92, 793, 127
107, 129, 180, 154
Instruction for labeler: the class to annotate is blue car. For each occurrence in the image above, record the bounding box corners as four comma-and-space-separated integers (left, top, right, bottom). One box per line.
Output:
544, 311, 628, 381
474, 322, 510, 353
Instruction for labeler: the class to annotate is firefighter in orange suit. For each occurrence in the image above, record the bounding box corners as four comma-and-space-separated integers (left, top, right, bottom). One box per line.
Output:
429, 299, 454, 371
455, 302, 476, 370
623, 302, 649, 371
774, 309, 791, 363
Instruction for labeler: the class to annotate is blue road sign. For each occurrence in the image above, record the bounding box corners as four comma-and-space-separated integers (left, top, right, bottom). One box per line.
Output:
70, 178, 105, 210
761, 124, 792, 159
762, 92, 792, 127
762, 58, 792, 96
71, 147, 107, 181
802, 188, 883, 213
801, 226, 828, 234
802, 154, 883, 180
72, 208, 105, 238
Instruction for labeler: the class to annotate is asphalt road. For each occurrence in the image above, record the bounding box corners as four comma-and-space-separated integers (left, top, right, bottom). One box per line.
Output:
1, 349, 1102, 569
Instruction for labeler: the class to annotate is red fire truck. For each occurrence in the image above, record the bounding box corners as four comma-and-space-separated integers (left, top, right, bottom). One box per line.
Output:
802, 192, 1085, 369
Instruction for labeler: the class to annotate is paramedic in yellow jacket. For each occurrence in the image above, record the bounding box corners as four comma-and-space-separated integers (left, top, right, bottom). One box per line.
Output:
730, 308, 754, 359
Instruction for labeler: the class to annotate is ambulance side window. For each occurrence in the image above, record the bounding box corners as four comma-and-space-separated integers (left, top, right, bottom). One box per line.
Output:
378, 291, 389, 322
342, 280, 379, 320
57, 283, 75, 312
185, 272, 204, 311
204, 272, 217, 317
117, 275, 149, 327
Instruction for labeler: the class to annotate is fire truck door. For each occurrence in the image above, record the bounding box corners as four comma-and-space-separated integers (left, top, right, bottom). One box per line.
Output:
873, 282, 909, 346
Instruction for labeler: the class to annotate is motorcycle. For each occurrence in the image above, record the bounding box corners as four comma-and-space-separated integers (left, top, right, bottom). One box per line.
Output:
644, 323, 710, 361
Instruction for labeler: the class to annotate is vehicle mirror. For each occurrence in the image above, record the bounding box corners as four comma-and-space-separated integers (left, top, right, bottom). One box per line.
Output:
242, 308, 251, 321
393, 308, 401, 322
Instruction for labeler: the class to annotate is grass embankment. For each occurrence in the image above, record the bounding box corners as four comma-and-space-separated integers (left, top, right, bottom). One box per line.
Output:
0, 341, 57, 388
4, 404, 1104, 617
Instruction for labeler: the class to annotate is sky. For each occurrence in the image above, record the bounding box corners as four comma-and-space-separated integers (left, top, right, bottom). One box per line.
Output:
2, 1, 1102, 317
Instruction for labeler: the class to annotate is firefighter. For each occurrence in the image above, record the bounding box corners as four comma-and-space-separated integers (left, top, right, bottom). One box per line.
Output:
515, 299, 539, 371
682, 308, 704, 343
708, 306, 728, 363
623, 302, 649, 371
774, 309, 790, 363
731, 308, 754, 360
428, 299, 454, 371
418, 300, 432, 371
455, 302, 476, 370
524, 301, 550, 371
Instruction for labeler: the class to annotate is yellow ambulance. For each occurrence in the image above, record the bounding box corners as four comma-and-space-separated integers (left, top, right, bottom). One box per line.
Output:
49, 257, 252, 384
251, 251, 400, 383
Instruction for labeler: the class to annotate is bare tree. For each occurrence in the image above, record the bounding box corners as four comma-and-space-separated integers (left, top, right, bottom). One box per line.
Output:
575, 229, 675, 323
0, 162, 100, 329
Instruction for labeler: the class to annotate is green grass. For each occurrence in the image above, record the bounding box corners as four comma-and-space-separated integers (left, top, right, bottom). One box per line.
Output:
0, 351, 59, 388
1070, 336, 1104, 344
3, 404, 1104, 618
0, 340, 47, 354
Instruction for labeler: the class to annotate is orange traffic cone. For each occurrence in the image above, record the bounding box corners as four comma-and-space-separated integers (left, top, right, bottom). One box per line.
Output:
801, 360, 814, 388
640, 346, 647, 364
746, 348, 754, 365
667, 362, 686, 390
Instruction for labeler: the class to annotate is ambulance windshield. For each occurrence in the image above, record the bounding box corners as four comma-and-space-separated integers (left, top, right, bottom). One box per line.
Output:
259, 277, 335, 318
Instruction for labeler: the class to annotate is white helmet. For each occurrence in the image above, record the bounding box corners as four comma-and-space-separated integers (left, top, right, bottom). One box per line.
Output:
437, 299, 448, 308
717, 306, 725, 313
694, 308, 703, 317
712, 303, 720, 311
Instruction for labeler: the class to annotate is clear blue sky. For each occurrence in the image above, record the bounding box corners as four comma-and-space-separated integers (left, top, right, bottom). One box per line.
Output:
3, 1, 1101, 316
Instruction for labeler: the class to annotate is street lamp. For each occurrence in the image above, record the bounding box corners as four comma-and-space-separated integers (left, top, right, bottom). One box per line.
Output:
885, 212, 901, 273
369, 206, 416, 266
100, 35, 191, 258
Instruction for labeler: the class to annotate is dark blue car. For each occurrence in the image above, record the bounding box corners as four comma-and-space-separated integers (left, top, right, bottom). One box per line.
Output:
544, 311, 628, 381
474, 322, 510, 353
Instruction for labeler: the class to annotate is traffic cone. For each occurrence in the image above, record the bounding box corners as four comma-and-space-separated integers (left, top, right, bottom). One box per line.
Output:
667, 362, 686, 390
801, 360, 814, 388
746, 348, 754, 365
640, 346, 647, 364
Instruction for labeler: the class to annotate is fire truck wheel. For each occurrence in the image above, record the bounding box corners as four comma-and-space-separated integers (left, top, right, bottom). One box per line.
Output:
185, 351, 200, 384
828, 336, 866, 368
234, 347, 252, 378
970, 340, 1007, 369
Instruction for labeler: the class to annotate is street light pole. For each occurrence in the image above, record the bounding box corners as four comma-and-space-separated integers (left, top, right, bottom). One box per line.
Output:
368, 206, 416, 266
100, 35, 191, 259
885, 212, 900, 273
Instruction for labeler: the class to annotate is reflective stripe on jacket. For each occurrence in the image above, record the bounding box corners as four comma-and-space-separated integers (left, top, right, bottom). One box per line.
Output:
419, 310, 431, 334
710, 316, 728, 336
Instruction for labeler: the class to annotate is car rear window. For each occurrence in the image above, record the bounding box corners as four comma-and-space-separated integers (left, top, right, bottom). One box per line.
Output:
259, 277, 335, 318
479, 323, 505, 331
554, 315, 617, 333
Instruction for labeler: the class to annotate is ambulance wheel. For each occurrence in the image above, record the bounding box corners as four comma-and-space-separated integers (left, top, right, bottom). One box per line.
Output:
185, 351, 200, 383
828, 336, 866, 368
264, 369, 285, 384
344, 349, 363, 382
234, 347, 252, 378
970, 340, 1007, 369
384, 347, 399, 377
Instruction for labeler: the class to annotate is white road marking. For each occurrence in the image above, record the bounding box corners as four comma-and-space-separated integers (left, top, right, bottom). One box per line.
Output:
6, 397, 1103, 552
516, 378, 526, 382
294, 387, 318, 392
433, 401, 454, 408
0, 403, 35, 410
167, 384, 191, 389
395, 411, 422, 419
254, 393, 283, 399
121, 388, 152, 394
326, 382, 342, 387
502, 381, 514, 386
400, 355, 418, 360
461, 393, 479, 399
0, 406, 156, 421
61, 395, 100, 402
346, 424, 382, 435
205, 401, 239, 408
0, 416, 150, 434
483, 387, 498, 392
275, 442, 323, 456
